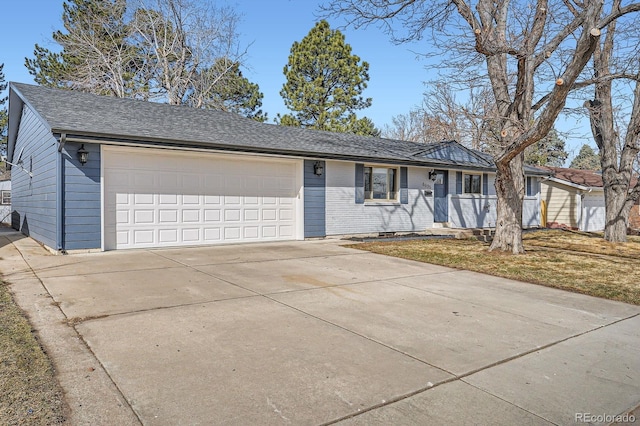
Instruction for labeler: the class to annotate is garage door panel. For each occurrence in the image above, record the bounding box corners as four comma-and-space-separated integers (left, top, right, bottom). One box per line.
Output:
263, 209, 277, 221
182, 195, 200, 205
159, 194, 178, 205
159, 210, 178, 223
244, 227, 259, 239
203, 196, 220, 205
133, 229, 154, 244
279, 225, 294, 237
280, 209, 294, 221
204, 210, 221, 222
104, 148, 300, 249
182, 229, 200, 242
182, 210, 200, 222
116, 193, 128, 204
245, 209, 259, 221
135, 210, 154, 224
262, 226, 277, 238
135, 194, 154, 204
117, 231, 128, 245
116, 211, 129, 224
159, 229, 178, 243
224, 210, 241, 221
204, 228, 221, 241
225, 228, 241, 240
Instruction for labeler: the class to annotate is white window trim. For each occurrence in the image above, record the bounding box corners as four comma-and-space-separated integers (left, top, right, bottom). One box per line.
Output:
463, 173, 482, 194
0, 190, 10, 205
364, 165, 399, 202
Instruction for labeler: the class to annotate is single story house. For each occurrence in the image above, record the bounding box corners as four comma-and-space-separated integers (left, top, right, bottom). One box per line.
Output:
540, 167, 606, 231
7, 83, 547, 252
0, 174, 10, 225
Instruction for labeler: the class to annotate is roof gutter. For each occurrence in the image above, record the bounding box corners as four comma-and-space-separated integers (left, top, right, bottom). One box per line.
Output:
60, 133, 501, 173
547, 176, 601, 192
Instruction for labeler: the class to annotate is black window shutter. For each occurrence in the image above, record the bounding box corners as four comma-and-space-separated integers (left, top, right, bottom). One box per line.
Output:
456, 171, 463, 194
482, 173, 488, 195
400, 167, 408, 204
355, 163, 364, 204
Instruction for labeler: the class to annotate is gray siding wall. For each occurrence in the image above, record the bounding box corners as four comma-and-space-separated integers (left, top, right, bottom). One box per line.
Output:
63, 142, 101, 250
304, 160, 326, 237
11, 106, 58, 249
325, 161, 433, 235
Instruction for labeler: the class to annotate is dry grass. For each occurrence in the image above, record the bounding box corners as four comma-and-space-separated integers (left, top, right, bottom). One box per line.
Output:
352, 229, 640, 305
524, 229, 640, 258
0, 281, 67, 425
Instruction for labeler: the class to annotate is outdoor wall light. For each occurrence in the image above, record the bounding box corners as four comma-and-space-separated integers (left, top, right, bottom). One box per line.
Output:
313, 161, 324, 176
428, 170, 437, 181
77, 144, 89, 165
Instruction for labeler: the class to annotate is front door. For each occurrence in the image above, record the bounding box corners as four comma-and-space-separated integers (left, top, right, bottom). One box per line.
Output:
433, 170, 448, 223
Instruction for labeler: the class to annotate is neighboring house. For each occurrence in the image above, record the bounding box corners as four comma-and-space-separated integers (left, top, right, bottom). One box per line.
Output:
7, 83, 547, 252
540, 167, 606, 232
0, 175, 10, 225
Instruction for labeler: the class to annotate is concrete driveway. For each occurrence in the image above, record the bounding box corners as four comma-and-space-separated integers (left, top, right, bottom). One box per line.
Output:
1, 229, 639, 425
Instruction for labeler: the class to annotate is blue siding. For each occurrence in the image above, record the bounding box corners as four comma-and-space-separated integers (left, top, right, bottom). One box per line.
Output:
355, 163, 364, 204
456, 171, 463, 194
400, 167, 408, 204
63, 142, 101, 250
11, 106, 58, 249
304, 160, 326, 238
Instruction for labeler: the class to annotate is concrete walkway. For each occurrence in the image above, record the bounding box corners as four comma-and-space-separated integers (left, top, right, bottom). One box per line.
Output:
1, 228, 638, 425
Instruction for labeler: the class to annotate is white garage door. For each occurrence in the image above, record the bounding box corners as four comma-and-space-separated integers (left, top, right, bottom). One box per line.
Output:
582, 192, 606, 232
103, 147, 301, 250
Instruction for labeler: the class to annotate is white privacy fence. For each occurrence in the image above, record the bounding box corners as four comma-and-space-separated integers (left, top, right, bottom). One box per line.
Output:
448, 195, 540, 228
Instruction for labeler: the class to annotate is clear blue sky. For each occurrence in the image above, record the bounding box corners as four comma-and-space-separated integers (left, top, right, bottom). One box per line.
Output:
0, 0, 429, 130
0, 0, 587, 162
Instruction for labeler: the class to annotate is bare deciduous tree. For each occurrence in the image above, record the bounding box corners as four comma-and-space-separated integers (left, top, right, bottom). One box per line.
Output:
27, 0, 264, 118
131, 0, 247, 105
323, 0, 640, 253
383, 82, 499, 151
582, 0, 640, 242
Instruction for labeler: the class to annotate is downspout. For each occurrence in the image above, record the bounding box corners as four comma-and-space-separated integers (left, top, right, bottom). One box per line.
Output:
56, 133, 67, 254
539, 175, 553, 228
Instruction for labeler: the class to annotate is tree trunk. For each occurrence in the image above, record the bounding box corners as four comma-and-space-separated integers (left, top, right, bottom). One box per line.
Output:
490, 154, 525, 254
603, 183, 633, 242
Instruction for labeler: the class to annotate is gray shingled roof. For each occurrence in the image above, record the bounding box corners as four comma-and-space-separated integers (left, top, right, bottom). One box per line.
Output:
9, 82, 548, 174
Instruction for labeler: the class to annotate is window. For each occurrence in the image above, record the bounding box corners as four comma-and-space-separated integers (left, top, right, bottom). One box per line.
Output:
364, 166, 398, 200
464, 174, 482, 194
526, 176, 536, 196
1, 190, 10, 205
